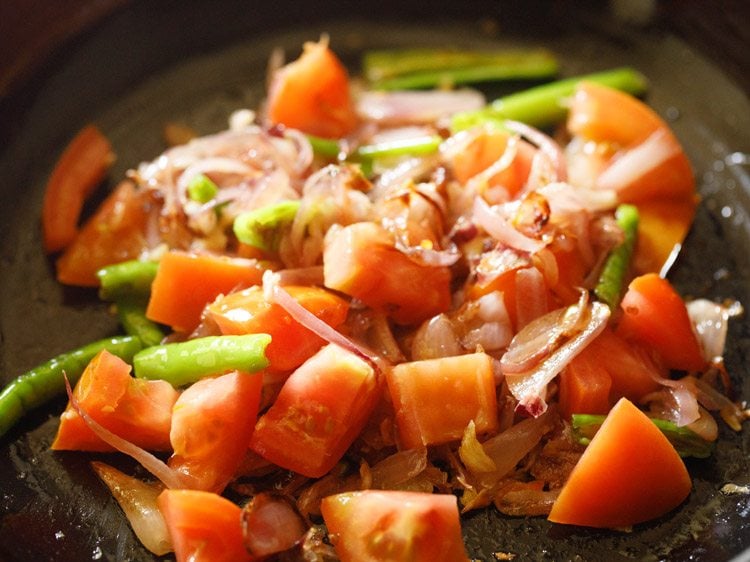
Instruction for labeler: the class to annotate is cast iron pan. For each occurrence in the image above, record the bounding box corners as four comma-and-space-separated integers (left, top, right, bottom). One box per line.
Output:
1, 1, 749, 560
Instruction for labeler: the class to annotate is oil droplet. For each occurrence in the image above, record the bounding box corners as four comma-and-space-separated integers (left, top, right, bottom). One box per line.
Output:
721, 206, 733, 218
54, 531, 65, 540
92, 546, 103, 560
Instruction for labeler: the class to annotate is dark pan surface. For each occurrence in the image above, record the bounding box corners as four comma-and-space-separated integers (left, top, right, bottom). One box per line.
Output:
1, 2, 749, 560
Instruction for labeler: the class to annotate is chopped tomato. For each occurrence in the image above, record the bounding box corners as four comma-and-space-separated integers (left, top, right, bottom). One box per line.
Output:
567, 82, 696, 275
324, 222, 451, 325
386, 352, 498, 450
146, 251, 266, 333
321, 490, 469, 562
168, 371, 263, 493
583, 328, 663, 404
558, 351, 612, 420
42, 125, 115, 253
249, 344, 380, 478
617, 273, 705, 372
56, 181, 151, 286
51, 350, 178, 452
548, 398, 691, 528
158, 489, 252, 562
266, 39, 357, 138
450, 128, 536, 197
207, 285, 349, 372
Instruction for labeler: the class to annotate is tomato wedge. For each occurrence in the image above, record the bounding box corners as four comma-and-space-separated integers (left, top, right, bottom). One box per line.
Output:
548, 398, 691, 528
168, 371, 263, 493
146, 251, 266, 333
42, 124, 115, 253
386, 352, 498, 450
249, 344, 379, 478
56, 181, 151, 286
567, 82, 696, 275
324, 222, 451, 325
266, 39, 357, 139
158, 489, 252, 562
52, 350, 178, 452
321, 490, 469, 562
207, 285, 349, 372
617, 273, 705, 372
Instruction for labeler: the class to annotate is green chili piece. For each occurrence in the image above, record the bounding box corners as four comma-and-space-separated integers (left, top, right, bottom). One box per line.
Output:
0, 336, 143, 438
97, 260, 159, 302
116, 300, 165, 348
356, 135, 442, 159
594, 204, 640, 310
451, 67, 648, 131
571, 413, 714, 459
364, 48, 558, 90
187, 173, 219, 203
233, 200, 301, 252
133, 334, 272, 387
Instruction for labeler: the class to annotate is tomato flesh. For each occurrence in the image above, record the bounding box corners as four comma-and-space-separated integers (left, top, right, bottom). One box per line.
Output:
321, 490, 469, 562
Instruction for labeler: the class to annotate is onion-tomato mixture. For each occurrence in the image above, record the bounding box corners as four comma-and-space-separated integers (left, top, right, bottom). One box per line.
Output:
19, 39, 750, 560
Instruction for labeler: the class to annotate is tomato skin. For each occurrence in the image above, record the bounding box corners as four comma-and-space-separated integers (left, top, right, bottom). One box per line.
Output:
321, 490, 470, 562
167, 371, 262, 493
207, 285, 349, 372
146, 251, 266, 333
267, 40, 357, 139
617, 273, 705, 372
158, 489, 253, 562
324, 222, 452, 325
51, 350, 178, 452
42, 124, 114, 253
548, 398, 691, 528
56, 181, 151, 287
249, 344, 380, 478
386, 352, 498, 450
558, 352, 612, 420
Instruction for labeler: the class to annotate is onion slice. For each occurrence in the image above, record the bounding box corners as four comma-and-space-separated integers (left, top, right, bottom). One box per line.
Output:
504, 302, 610, 416
63, 375, 194, 490
473, 197, 546, 253
91, 462, 172, 556
241, 493, 308, 557
505, 119, 567, 182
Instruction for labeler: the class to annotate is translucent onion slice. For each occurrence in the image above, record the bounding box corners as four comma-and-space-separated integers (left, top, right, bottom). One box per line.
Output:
370, 448, 428, 489
504, 302, 610, 416
473, 197, 546, 253
505, 119, 567, 182
356, 89, 485, 125
91, 462, 171, 556
241, 493, 308, 558
686, 299, 743, 363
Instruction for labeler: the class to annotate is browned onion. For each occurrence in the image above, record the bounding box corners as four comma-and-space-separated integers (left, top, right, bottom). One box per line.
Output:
63, 375, 194, 490
241, 493, 308, 558
370, 448, 428, 489
91, 462, 171, 556
504, 302, 610, 416
473, 197, 546, 254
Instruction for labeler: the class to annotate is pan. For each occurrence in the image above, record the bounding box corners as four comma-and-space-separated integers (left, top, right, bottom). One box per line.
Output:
1, 1, 749, 560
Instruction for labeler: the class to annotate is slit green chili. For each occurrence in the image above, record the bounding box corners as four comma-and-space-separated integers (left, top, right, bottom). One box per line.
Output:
0, 335, 143, 438
594, 204, 640, 310
97, 260, 159, 302
133, 334, 272, 387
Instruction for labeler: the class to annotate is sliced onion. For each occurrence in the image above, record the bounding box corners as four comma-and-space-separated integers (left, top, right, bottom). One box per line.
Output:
472, 197, 546, 253
504, 302, 610, 416
494, 483, 559, 517
63, 375, 194, 490
475, 411, 556, 488
411, 313, 462, 360
91, 462, 171, 556
505, 119, 566, 182
459, 420, 497, 473
686, 406, 719, 442
500, 308, 566, 373
370, 448, 428, 489
357, 89, 485, 125
241, 493, 308, 557
596, 128, 680, 193
394, 240, 462, 266
687, 299, 743, 362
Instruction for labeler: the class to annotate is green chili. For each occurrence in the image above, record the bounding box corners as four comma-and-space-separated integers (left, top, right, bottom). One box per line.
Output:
115, 300, 165, 348
571, 413, 714, 459
97, 260, 159, 302
133, 334, 272, 387
0, 336, 143, 438
233, 200, 301, 252
307, 134, 442, 162
451, 67, 648, 131
363, 48, 558, 90
594, 204, 640, 310
187, 173, 219, 203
